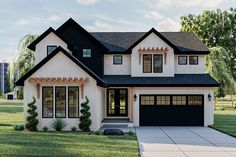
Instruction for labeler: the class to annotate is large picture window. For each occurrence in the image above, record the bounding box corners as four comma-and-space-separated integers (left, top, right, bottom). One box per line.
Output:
55, 87, 66, 118
42, 87, 53, 118
153, 54, 163, 73
143, 54, 152, 73
68, 87, 79, 118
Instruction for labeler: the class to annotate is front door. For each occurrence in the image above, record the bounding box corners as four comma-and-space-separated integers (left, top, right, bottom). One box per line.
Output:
107, 89, 128, 117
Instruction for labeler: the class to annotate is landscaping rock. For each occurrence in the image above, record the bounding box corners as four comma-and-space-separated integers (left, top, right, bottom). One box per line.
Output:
103, 129, 125, 135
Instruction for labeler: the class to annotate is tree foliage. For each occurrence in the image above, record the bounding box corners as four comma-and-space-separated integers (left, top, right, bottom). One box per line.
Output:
9, 35, 38, 99
26, 97, 38, 131
180, 8, 236, 96
79, 96, 92, 131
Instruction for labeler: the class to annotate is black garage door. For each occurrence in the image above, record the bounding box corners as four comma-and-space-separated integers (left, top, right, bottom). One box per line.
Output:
140, 95, 204, 126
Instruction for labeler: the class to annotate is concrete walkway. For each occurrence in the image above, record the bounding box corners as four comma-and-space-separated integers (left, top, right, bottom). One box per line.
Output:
136, 127, 236, 157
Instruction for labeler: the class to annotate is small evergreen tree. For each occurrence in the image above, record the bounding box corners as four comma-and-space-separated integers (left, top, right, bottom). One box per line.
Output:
79, 96, 91, 131
26, 97, 38, 131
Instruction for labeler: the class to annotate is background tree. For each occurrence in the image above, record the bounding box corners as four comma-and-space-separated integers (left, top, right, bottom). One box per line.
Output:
26, 97, 38, 131
9, 35, 38, 99
79, 96, 91, 131
180, 8, 236, 97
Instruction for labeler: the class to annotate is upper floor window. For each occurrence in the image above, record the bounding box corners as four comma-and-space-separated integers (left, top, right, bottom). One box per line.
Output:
143, 54, 152, 73
189, 56, 198, 65
143, 54, 163, 73
113, 55, 122, 65
153, 54, 163, 73
83, 49, 91, 57
47, 45, 57, 55
178, 56, 187, 65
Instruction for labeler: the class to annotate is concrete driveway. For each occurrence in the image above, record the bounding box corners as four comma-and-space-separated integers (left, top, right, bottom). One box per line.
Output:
136, 127, 236, 157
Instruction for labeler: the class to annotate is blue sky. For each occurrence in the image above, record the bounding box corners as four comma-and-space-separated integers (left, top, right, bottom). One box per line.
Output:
0, 0, 235, 63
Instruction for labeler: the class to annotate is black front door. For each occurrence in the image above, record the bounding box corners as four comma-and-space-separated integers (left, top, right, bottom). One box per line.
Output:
107, 89, 128, 117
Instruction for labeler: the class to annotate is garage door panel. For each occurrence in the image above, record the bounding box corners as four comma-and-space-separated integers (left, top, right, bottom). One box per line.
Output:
140, 95, 204, 126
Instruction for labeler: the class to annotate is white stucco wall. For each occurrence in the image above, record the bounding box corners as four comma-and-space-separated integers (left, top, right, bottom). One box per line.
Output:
35, 32, 70, 64
104, 54, 131, 75
132, 87, 214, 127
24, 51, 104, 131
131, 32, 175, 77
175, 55, 205, 74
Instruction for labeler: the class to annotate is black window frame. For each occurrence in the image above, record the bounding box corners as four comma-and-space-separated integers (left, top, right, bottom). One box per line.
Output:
189, 56, 198, 65
55, 86, 66, 118
143, 54, 152, 73
82, 49, 92, 58
153, 54, 163, 73
47, 45, 57, 55
113, 55, 123, 65
68, 86, 80, 118
178, 56, 188, 65
42, 86, 54, 118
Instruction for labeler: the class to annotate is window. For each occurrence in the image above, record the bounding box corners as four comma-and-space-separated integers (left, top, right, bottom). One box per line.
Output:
55, 87, 66, 118
156, 96, 170, 105
42, 87, 53, 118
188, 96, 203, 105
83, 49, 91, 57
140, 96, 155, 105
113, 55, 122, 65
172, 96, 186, 105
189, 56, 198, 65
68, 87, 79, 118
178, 56, 187, 65
143, 54, 152, 73
153, 54, 163, 73
47, 45, 57, 55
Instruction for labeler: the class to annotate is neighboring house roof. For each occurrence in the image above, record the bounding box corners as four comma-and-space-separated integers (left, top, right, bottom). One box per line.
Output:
103, 74, 219, 87
15, 46, 105, 86
91, 31, 209, 54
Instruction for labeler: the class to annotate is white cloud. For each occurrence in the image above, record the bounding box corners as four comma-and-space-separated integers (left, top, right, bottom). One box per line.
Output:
75, 0, 99, 6
156, 18, 180, 31
152, 0, 224, 8
144, 10, 164, 21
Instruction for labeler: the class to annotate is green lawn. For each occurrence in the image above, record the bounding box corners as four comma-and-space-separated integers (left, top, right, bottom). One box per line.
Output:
0, 98, 139, 157
211, 110, 236, 137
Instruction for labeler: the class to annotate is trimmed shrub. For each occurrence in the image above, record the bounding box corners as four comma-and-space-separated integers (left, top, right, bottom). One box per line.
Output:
51, 119, 67, 131
43, 126, 48, 132
25, 97, 38, 131
79, 96, 91, 131
14, 124, 24, 131
128, 130, 135, 136
95, 130, 102, 135
71, 127, 77, 132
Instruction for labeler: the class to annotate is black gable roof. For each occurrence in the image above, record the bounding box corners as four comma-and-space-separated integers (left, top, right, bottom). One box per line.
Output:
91, 31, 209, 54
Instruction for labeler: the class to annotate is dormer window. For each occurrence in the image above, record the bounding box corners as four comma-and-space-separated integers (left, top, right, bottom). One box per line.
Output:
47, 45, 57, 55
83, 49, 91, 57
113, 55, 122, 65
178, 56, 187, 65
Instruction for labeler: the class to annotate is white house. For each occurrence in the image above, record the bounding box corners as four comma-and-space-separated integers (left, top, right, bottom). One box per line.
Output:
16, 18, 219, 131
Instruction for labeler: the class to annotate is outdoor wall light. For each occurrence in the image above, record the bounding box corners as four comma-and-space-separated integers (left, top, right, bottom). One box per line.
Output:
208, 93, 212, 101
134, 94, 137, 101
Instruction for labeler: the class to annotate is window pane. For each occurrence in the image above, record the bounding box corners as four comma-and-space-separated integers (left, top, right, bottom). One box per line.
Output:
153, 54, 163, 73
172, 96, 186, 105
108, 90, 115, 114
178, 56, 187, 65
83, 49, 91, 57
47, 46, 57, 55
42, 87, 53, 118
119, 90, 127, 114
156, 96, 170, 105
68, 87, 79, 118
189, 56, 198, 65
143, 54, 152, 73
141, 96, 155, 105
188, 96, 203, 105
113, 55, 122, 64
55, 87, 66, 118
